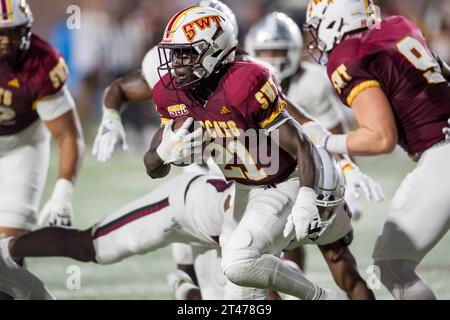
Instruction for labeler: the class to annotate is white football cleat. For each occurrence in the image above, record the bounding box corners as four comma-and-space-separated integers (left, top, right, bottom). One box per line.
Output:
0, 238, 55, 300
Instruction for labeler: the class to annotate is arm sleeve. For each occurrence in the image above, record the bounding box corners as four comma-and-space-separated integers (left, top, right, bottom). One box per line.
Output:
329, 60, 381, 107
35, 85, 75, 121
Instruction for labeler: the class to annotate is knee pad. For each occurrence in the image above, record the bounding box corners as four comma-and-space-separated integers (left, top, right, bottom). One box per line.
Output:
221, 228, 254, 270
222, 259, 256, 288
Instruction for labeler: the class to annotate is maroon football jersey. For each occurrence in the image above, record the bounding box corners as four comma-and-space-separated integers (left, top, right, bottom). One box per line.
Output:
327, 16, 450, 157
153, 61, 297, 186
0, 34, 68, 136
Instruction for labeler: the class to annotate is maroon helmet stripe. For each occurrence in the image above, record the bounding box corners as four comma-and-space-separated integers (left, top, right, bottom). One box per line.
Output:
1, 0, 8, 20
92, 198, 170, 240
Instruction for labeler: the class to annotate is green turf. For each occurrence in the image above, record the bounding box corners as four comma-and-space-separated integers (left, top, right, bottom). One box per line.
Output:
27, 145, 450, 300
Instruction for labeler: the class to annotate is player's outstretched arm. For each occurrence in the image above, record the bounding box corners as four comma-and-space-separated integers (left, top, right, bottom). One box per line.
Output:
93, 70, 153, 162
276, 120, 322, 242
345, 87, 398, 155
38, 90, 85, 227
308, 87, 397, 156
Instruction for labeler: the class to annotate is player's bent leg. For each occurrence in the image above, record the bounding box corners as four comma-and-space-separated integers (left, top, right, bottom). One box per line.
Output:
193, 248, 226, 300
319, 237, 375, 300
309, 201, 372, 299
0, 238, 55, 300
92, 194, 195, 264
372, 143, 450, 300
224, 279, 269, 300
0, 129, 50, 299
9, 228, 95, 262
171, 243, 199, 286
169, 243, 201, 300
221, 181, 333, 300
0, 228, 27, 300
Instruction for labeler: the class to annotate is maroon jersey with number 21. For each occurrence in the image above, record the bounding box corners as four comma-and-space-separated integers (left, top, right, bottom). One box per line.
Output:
151, 59, 297, 186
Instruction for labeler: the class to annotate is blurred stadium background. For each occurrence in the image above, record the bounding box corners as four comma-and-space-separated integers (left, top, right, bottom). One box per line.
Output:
26, 0, 450, 299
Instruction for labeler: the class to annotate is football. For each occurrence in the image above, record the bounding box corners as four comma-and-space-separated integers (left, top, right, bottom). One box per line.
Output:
172, 116, 195, 133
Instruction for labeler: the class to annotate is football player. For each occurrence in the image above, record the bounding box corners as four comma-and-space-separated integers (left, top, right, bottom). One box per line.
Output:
0, 158, 353, 300
245, 12, 385, 221
143, 6, 373, 300
96, 2, 382, 300
305, 0, 450, 299
0, 0, 84, 299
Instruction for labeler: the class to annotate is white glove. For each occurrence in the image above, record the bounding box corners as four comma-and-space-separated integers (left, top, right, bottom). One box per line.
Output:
156, 118, 203, 164
443, 118, 450, 142
38, 179, 74, 227
92, 108, 128, 162
344, 188, 363, 221
283, 187, 322, 241
341, 160, 385, 202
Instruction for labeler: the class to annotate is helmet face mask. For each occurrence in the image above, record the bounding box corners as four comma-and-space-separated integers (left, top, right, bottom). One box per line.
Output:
304, 18, 329, 66
158, 40, 210, 90
158, 6, 238, 91
0, 24, 30, 65
0, 0, 33, 66
304, 0, 380, 65
254, 49, 289, 76
245, 12, 303, 80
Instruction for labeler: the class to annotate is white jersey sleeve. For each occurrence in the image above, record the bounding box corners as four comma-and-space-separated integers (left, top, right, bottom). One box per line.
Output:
35, 85, 75, 121
287, 62, 345, 130
141, 46, 166, 90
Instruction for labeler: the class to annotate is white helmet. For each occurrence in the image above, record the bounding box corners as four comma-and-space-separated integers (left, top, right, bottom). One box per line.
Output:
198, 0, 239, 39
305, 0, 380, 65
158, 6, 238, 90
0, 0, 33, 63
245, 12, 303, 80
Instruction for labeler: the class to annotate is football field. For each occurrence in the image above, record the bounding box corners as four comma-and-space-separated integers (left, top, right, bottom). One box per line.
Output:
28, 145, 450, 300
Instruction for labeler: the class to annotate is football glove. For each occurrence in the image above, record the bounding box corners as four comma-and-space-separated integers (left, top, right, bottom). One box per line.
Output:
92, 108, 128, 162
443, 118, 450, 142
38, 179, 74, 227
341, 160, 385, 202
156, 118, 203, 164
283, 187, 322, 241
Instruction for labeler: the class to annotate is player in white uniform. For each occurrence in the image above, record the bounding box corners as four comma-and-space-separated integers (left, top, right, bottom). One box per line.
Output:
245, 12, 384, 220
0, 0, 84, 299
0, 129, 366, 300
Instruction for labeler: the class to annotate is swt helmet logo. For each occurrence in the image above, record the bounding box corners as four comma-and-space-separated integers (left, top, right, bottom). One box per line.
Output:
182, 15, 222, 42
